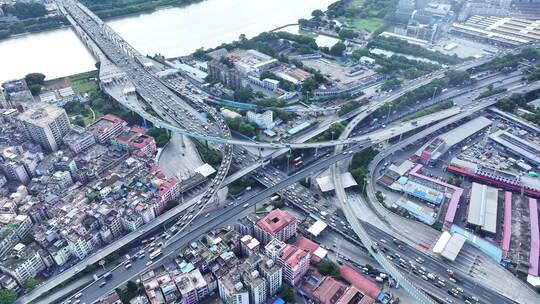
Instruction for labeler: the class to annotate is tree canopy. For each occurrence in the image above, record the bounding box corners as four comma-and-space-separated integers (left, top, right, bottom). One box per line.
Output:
0, 288, 17, 304
3, 2, 47, 19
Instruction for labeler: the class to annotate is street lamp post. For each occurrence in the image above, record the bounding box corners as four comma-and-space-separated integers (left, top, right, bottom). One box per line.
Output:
286, 148, 291, 173
99, 260, 106, 272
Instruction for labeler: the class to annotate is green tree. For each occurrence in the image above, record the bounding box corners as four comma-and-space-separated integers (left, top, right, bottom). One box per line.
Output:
311, 9, 324, 18
444, 70, 472, 86
375, 191, 385, 203
352, 48, 370, 60
317, 259, 340, 277
4, 2, 47, 19
338, 29, 357, 39
148, 128, 170, 147
126, 280, 138, 294
329, 41, 346, 56
73, 116, 85, 127
301, 78, 319, 96
521, 47, 540, 61
281, 285, 294, 303
25, 277, 38, 293
25, 73, 45, 85
233, 86, 254, 102
25, 72, 46, 95
0, 289, 17, 304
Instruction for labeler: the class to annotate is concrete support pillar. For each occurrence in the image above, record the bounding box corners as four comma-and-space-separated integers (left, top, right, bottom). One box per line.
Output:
180, 134, 186, 148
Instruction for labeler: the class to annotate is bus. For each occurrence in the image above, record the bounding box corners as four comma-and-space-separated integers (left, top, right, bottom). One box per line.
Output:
294, 160, 303, 167
149, 249, 162, 260
292, 156, 302, 163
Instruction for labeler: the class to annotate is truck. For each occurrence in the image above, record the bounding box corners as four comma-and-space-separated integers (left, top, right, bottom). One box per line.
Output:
427, 273, 436, 280
270, 195, 280, 201
149, 249, 162, 260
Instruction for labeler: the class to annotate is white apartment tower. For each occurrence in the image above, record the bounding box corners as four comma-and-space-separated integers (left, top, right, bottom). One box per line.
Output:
17, 103, 71, 151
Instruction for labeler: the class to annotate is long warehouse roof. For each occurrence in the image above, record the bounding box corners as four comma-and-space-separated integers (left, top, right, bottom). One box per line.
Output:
468, 182, 499, 234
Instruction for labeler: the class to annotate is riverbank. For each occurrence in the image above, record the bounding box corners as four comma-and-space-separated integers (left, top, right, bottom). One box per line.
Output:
82, 0, 205, 19
0, 0, 205, 42
0, 0, 335, 82
0, 15, 70, 41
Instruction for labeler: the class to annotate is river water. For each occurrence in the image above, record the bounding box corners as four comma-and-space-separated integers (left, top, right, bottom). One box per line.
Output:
0, 0, 335, 83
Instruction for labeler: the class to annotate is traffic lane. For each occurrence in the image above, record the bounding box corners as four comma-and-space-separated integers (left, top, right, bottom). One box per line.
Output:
364, 224, 514, 304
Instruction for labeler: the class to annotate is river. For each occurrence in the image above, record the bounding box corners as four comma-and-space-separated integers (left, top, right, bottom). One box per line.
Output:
0, 0, 335, 83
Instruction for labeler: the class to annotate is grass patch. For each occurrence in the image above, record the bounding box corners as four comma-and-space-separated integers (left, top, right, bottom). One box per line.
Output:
345, 17, 383, 32
68, 71, 98, 94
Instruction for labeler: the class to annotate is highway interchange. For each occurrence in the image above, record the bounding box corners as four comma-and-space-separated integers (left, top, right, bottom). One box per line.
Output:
16, 1, 540, 304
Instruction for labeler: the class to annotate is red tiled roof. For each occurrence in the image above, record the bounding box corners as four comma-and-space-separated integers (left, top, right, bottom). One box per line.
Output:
256, 209, 296, 234
281, 244, 309, 267
339, 265, 380, 299
102, 114, 124, 123
313, 276, 347, 304
295, 236, 322, 263
336, 286, 375, 304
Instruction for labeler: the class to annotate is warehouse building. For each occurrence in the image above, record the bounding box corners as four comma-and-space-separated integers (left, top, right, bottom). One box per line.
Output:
489, 129, 540, 166
467, 182, 499, 234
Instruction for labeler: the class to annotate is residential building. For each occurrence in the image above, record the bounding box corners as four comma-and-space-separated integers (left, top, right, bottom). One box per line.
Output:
255, 209, 297, 245
63, 125, 96, 153
16, 103, 71, 151
0, 274, 20, 294
218, 273, 250, 304
0, 214, 33, 257
240, 235, 260, 256
246, 110, 273, 129
0, 147, 30, 183
264, 238, 287, 261
0, 86, 9, 108
2, 79, 33, 106
47, 239, 72, 266
174, 269, 209, 304
66, 231, 95, 259
208, 60, 243, 90
111, 126, 156, 157
258, 257, 282, 297
87, 114, 126, 144
52, 171, 73, 189
154, 176, 180, 215
277, 244, 310, 286
0, 243, 46, 285
243, 269, 267, 304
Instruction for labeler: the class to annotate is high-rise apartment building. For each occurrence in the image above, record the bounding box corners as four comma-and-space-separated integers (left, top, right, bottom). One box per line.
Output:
16, 103, 71, 151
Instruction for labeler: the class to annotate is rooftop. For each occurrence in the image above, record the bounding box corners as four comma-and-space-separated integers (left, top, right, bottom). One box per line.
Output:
17, 103, 66, 127
280, 244, 309, 267
468, 182, 499, 234
257, 209, 296, 235
88, 114, 124, 134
